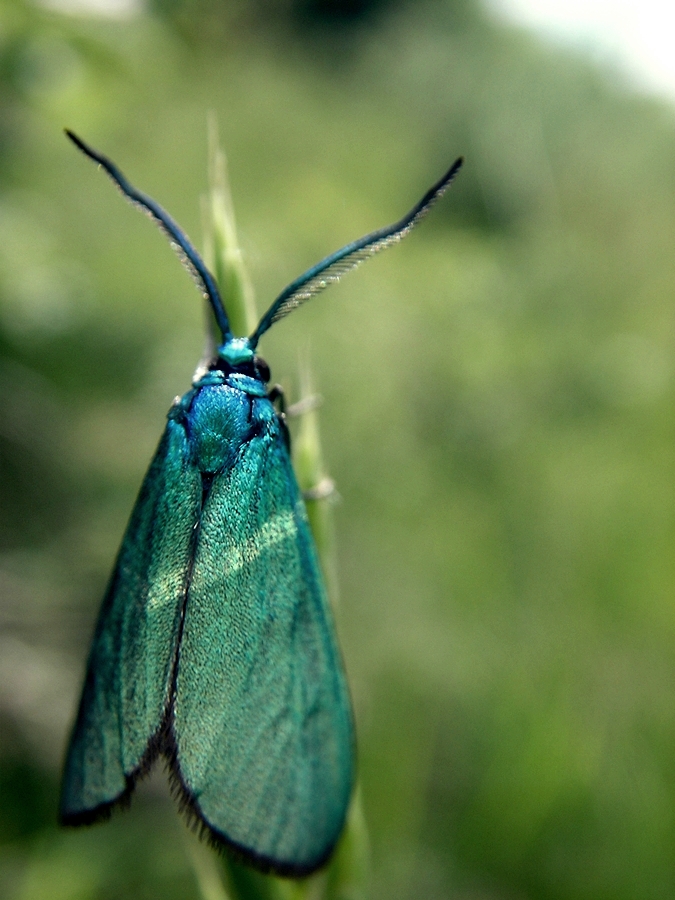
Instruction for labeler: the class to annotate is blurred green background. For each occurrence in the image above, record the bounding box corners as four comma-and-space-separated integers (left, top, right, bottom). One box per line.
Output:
1, 0, 675, 897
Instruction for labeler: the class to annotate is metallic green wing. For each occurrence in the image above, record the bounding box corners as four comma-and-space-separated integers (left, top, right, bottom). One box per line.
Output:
60, 419, 202, 822
171, 411, 354, 876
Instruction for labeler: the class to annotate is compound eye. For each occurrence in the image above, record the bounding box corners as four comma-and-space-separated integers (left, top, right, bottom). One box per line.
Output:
254, 356, 271, 383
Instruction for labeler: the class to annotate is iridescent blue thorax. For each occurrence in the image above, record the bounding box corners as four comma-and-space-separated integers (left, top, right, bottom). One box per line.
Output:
168, 364, 282, 476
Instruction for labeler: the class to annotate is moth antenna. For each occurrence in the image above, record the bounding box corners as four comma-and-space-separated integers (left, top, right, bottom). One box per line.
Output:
250, 156, 463, 347
65, 130, 232, 342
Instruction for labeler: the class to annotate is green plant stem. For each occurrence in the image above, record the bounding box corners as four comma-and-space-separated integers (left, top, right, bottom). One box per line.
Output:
189, 119, 369, 900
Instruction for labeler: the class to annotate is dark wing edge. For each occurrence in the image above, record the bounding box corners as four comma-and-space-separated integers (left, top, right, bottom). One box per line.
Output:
251, 156, 464, 346
59, 729, 166, 827
163, 757, 339, 878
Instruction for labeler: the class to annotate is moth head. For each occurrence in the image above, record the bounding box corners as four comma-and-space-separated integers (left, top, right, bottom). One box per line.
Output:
213, 338, 271, 383
218, 337, 254, 366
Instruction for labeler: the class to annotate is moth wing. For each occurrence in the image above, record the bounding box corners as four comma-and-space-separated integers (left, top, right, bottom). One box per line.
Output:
60, 418, 202, 822
172, 424, 354, 876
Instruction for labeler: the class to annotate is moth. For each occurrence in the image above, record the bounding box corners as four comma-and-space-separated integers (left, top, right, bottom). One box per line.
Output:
60, 130, 463, 875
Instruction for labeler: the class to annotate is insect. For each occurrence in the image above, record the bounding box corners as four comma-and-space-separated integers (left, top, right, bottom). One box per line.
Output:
59, 130, 463, 876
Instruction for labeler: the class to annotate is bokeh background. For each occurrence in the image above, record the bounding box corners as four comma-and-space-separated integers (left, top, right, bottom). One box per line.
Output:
1, 0, 675, 897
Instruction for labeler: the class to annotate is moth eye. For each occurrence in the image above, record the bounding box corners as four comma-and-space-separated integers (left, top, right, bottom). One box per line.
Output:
255, 357, 271, 383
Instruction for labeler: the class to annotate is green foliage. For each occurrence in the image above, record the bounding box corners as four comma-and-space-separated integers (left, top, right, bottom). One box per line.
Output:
1, 0, 675, 898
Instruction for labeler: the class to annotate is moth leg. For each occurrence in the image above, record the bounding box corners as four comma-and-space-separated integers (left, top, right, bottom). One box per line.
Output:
267, 385, 291, 452
267, 383, 286, 414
